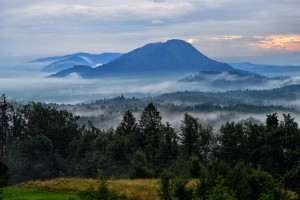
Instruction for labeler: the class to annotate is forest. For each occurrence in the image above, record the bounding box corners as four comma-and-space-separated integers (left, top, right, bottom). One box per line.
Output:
1, 94, 300, 199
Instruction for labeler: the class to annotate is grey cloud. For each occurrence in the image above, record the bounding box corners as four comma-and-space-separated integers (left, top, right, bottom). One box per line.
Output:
0, 0, 299, 64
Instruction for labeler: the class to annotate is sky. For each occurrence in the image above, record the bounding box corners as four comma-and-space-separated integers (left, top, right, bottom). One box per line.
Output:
0, 0, 300, 65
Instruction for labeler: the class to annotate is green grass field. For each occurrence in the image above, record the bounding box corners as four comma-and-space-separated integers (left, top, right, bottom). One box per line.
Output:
3, 186, 79, 200
3, 178, 160, 200
4, 178, 297, 200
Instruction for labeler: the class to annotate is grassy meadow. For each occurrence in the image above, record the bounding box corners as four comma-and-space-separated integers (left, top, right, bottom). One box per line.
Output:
4, 178, 161, 200
2, 178, 297, 199
3, 186, 79, 200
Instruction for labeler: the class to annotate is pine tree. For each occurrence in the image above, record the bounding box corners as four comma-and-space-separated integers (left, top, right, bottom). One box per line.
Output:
0, 94, 12, 158
180, 113, 199, 157
199, 124, 213, 165
139, 103, 163, 163
116, 110, 137, 136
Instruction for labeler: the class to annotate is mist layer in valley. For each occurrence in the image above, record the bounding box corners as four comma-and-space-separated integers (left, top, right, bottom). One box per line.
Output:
2, 60, 300, 104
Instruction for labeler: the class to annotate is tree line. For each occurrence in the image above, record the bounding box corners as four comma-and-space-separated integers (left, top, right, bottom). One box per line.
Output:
0, 94, 300, 199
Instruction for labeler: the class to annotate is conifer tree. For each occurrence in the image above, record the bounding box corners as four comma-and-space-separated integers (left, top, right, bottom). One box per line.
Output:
0, 94, 12, 158
116, 110, 137, 136
180, 113, 199, 157
139, 103, 163, 163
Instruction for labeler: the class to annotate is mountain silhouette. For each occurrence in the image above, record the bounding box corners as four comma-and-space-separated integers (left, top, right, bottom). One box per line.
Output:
48, 65, 93, 78
33, 53, 122, 73
50, 39, 235, 78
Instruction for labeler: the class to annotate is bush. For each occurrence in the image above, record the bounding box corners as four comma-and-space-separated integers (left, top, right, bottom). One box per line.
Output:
158, 170, 176, 200
79, 169, 126, 200
129, 151, 154, 179
208, 176, 237, 200
173, 179, 193, 200
284, 164, 300, 193
188, 156, 202, 178
0, 160, 9, 200
0, 160, 9, 187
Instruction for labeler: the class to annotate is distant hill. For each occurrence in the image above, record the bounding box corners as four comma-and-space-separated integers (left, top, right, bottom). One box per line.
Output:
230, 62, 300, 76
178, 70, 287, 89
50, 39, 235, 78
153, 84, 300, 106
32, 53, 122, 73
48, 65, 93, 78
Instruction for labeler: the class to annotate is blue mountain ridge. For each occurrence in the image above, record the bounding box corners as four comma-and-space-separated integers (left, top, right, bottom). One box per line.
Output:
230, 62, 300, 76
50, 39, 236, 78
33, 53, 122, 72
48, 65, 93, 78
179, 70, 288, 89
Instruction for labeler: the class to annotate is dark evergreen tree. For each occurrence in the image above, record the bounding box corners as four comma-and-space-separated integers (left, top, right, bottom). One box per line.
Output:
0, 94, 12, 158
116, 110, 138, 136
8, 134, 63, 183
198, 124, 213, 165
217, 122, 247, 165
266, 113, 279, 131
139, 103, 163, 164
159, 122, 178, 167
18, 102, 81, 158
244, 122, 265, 166
180, 113, 199, 157
280, 114, 300, 172
115, 110, 140, 155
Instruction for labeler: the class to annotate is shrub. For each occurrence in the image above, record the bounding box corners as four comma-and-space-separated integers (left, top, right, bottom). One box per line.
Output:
0, 159, 9, 187
208, 176, 237, 200
129, 151, 154, 179
158, 170, 176, 200
79, 169, 126, 200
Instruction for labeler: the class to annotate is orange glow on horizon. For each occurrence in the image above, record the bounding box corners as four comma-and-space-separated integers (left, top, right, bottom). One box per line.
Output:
250, 34, 300, 51
186, 38, 199, 44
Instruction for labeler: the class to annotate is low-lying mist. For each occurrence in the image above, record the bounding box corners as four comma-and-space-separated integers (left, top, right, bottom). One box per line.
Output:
73, 107, 300, 133
2, 61, 300, 104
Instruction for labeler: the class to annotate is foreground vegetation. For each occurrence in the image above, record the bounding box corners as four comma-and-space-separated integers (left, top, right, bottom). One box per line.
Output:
3, 177, 297, 200
19, 178, 159, 200
0, 94, 300, 199
3, 186, 79, 200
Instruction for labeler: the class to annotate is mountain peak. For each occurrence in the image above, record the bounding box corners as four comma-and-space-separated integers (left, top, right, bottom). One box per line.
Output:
50, 39, 234, 78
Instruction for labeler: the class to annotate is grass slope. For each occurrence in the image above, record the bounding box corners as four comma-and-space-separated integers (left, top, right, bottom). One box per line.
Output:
14, 178, 160, 200
4, 186, 79, 200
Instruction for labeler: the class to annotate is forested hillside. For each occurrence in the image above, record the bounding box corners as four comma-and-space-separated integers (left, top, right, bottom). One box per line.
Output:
1, 94, 300, 199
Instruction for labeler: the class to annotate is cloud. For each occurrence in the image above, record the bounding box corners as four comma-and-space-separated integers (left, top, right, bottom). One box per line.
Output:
151, 19, 164, 24
249, 34, 300, 51
4, 1, 193, 24
209, 35, 242, 40
1, 0, 300, 65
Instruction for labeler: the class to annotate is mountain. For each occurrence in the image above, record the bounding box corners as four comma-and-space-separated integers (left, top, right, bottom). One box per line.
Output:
50, 39, 235, 78
42, 56, 90, 73
48, 65, 93, 78
33, 53, 122, 72
230, 62, 300, 76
